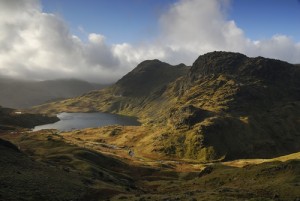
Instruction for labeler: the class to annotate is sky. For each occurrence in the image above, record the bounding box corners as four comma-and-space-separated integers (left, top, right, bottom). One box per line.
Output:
0, 0, 300, 83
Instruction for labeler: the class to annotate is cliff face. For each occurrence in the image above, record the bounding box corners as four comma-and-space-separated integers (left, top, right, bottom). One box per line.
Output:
32, 52, 300, 161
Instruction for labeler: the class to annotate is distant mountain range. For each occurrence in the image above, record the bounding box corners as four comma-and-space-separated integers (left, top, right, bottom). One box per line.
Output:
32, 51, 300, 162
0, 78, 108, 108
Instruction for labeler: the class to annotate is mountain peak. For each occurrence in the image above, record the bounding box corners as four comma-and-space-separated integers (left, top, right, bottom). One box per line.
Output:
190, 51, 295, 83
195, 51, 246, 63
190, 51, 247, 78
131, 59, 165, 72
115, 59, 188, 97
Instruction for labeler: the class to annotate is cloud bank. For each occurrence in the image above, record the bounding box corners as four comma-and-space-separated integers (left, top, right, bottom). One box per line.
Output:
0, 0, 299, 83
0, 0, 124, 83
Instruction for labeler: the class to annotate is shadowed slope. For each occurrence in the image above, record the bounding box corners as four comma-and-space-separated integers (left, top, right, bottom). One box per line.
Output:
0, 138, 87, 200
1, 132, 300, 201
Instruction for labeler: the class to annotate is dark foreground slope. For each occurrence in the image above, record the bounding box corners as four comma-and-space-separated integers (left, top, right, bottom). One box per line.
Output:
0, 135, 148, 201
1, 130, 300, 201
32, 52, 300, 161
0, 138, 87, 200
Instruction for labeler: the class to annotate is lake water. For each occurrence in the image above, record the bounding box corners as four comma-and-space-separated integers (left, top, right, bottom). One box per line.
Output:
33, 112, 140, 131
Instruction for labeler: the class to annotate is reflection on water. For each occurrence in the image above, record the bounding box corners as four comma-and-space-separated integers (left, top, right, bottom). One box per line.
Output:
33, 112, 140, 131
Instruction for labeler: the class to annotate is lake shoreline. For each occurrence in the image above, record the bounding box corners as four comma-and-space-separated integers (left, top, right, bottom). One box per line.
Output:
33, 112, 141, 131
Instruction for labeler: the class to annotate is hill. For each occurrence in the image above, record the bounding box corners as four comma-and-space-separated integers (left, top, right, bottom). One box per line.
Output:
0, 78, 107, 109
0, 106, 58, 130
32, 52, 300, 162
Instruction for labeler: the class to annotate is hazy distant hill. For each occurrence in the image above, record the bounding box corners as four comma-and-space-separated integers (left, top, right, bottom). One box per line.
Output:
33, 52, 300, 161
0, 78, 107, 108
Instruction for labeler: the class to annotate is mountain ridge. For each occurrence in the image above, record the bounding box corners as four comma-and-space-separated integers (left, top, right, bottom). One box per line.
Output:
32, 51, 300, 162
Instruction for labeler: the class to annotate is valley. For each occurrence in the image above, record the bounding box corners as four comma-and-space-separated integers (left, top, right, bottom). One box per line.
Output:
32, 52, 300, 161
1, 51, 300, 200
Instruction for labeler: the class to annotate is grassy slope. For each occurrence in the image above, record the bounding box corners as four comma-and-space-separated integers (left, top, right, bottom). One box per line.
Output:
0, 132, 154, 201
1, 131, 300, 201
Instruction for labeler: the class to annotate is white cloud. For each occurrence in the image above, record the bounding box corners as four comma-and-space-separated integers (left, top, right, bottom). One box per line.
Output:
88, 33, 105, 44
156, 0, 300, 64
0, 0, 123, 83
110, 0, 300, 66
250, 35, 300, 63
0, 0, 299, 84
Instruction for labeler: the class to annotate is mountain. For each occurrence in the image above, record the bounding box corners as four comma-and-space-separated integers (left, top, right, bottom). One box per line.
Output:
32, 52, 300, 162
0, 78, 107, 109
115, 59, 188, 97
